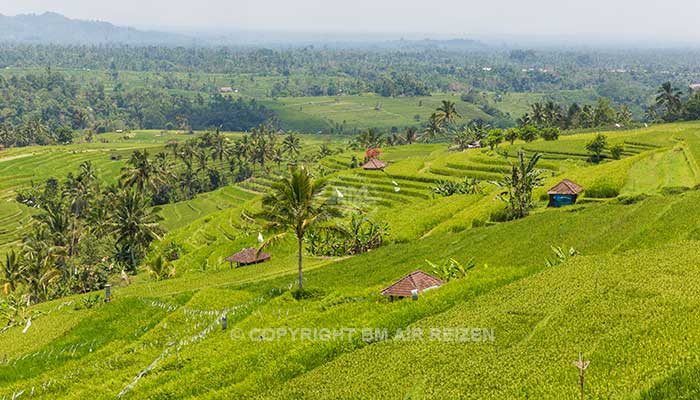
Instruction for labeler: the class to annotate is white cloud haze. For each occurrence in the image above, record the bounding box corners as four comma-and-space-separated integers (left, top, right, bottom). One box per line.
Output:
1, 0, 700, 42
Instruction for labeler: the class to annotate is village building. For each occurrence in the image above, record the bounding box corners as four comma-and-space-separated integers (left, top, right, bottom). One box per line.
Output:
225, 248, 271, 268
547, 179, 584, 208
381, 270, 443, 298
362, 158, 386, 171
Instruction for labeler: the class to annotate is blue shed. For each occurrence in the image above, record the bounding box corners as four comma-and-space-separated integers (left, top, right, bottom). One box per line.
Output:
548, 179, 584, 208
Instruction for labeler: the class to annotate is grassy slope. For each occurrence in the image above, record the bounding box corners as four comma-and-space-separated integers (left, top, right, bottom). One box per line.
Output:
4, 122, 700, 398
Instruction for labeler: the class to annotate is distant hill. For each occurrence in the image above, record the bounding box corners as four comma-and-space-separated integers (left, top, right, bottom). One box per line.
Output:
0, 12, 194, 45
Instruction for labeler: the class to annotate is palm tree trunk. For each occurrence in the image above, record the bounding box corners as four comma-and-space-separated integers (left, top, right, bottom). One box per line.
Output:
297, 235, 303, 291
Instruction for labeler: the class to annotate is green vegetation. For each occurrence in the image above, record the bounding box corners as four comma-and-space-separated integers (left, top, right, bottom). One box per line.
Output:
5, 39, 700, 398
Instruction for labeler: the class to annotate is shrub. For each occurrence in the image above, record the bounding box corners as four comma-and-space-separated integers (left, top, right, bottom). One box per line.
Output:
661, 186, 691, 196
431, 178, 483, 197
147, 255, 176, 281
426, 258, 475, 282
291, 287, 325, 300
586, 134, 608, 163
519, 125, 539, 143
489, 207, 511, 222
610, 143, 625, 160
540, 127, 560, 141
615, 194, 649, 205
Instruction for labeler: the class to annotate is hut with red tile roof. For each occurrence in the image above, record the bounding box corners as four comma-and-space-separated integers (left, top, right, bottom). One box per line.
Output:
362, 158, 386, 171
381, 270, 443, 298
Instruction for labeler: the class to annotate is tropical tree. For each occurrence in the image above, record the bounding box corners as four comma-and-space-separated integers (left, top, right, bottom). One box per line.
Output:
422, 113, 444, 142
617, 105, 633, 126
452, 129, 475, 151
485, 129, 504, 150
593, 98, 617, 126
209, 128, 230, 162
1, 250, 23, 295
610, 143, 625, 160
435, 100, 461, 128
656, 82, 683, 120
110, 188, 163, 273
282, 132, 301, 159
540, 127, 560, 141
494, 150, 544, 219
259, 166, 337, 291
352, 128, 385, 150
21, 226, 60, 302
404, 127, 418, 144
519, 125, 539, 143
146, 255, 176, 281
586, 134, 608, 163
121, 150, 160, 193
504, 127, 520, 145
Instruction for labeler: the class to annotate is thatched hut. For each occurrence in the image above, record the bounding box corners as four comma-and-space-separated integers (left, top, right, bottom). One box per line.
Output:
362, 158, 386, 171
225, 248, 271, 268
547, 179, 584, 208
381, 270, 443, 299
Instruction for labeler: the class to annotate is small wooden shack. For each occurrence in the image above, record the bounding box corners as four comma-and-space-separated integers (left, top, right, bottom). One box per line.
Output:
548, 179, 584, 208
362, 158, 386, 171
381, 270, 443, 298
225, 248, 271, 268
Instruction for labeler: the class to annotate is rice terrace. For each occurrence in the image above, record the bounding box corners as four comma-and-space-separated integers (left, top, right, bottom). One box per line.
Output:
3, 2, 700, 399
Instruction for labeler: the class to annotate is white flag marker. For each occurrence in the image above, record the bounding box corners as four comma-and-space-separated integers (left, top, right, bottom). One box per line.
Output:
22, 318, 32, 334
258, 232, 264, 243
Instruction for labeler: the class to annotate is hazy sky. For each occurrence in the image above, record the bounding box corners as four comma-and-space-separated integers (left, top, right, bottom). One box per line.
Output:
2, 0, 700, 42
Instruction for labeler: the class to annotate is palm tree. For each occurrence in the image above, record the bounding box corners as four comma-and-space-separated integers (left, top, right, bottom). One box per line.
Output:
318, 144, 334, 159
1, 250, 23, 295
530, 102, 546, 126
435, 100, 461, 128
250, 126, 275, 172
272, 147, 285, 169
404, 127, 418, 144
22, 226, 60, 302
422, 113, 444, 142
452, 129, 475, 151
259, 166, 337, 291
210, 128, 230, 162
109, 188, 163, 273
352, 128, 384, 150
282, 132, 301, 159
121, 150, 159, 194
656, 82, 683, 119
543, 101, 562, 127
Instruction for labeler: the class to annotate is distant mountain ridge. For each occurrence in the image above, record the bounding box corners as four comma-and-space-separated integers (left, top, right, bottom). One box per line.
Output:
0, 12, 194, 45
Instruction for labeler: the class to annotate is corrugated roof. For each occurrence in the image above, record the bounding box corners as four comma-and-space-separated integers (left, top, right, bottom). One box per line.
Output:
381, 270, 444, 297
225, 248, 271, 265
547, 179, 584, 195
362, 158, 386, 170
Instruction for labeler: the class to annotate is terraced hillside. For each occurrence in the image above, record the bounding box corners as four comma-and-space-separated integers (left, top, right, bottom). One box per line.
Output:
4, 122, 700, 399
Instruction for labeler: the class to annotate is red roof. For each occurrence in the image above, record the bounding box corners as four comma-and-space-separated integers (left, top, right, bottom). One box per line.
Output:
225, 248, 271, 265
362, 158, 386, 170
381, 270, 444, 297
547, 179, 584, 195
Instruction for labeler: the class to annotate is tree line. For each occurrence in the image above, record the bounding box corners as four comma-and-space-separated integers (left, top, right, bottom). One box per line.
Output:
0, 69, 274, 148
